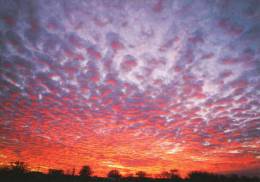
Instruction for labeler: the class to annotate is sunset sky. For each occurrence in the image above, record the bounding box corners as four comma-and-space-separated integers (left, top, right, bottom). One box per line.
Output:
0, 0, 260, 177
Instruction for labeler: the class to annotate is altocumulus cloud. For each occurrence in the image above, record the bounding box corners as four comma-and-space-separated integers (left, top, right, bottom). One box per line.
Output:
0, 0, 260, 177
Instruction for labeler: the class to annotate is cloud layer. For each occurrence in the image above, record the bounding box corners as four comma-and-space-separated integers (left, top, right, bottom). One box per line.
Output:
0, 0, 260, 177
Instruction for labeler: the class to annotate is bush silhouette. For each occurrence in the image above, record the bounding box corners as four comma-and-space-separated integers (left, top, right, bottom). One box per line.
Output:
48, 169, 64, 176
10, 161, 28, 174
160, 169, 181, 182
79, 165, 92, 178
107, 169, 121, 179
136, 171, 147, 178
1, 161, 260, 182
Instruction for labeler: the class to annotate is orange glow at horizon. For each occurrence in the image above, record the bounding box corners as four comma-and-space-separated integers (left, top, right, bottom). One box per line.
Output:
1, 95, 260, 177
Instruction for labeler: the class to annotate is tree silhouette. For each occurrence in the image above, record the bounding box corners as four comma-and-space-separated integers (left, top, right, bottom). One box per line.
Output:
10, 161, 28, 174
79, 165, 92, 178
160, 171, 171, 179
0, 165, 11, 176
1, 161, 260, 182
107, 169, 121, 179
48, 169, 64, 176
169, 169, 181, 180
72, 168, 75, 176
136, 171, 147, 178
188, 171, 218, 182
160, 169, 181, 181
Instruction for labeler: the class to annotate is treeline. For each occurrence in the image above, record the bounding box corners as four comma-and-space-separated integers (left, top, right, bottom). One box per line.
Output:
0, 161, 259, 182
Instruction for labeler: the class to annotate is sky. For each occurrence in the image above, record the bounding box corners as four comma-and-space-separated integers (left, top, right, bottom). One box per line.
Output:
0, 0, 260, 177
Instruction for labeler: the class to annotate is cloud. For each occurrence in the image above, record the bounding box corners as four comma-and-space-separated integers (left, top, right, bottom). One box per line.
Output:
0, 0, 260, 177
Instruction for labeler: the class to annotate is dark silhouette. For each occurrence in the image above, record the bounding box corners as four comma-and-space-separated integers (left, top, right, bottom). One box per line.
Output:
136, 171, 147, 178
10, 161, 28, 174
107, 169, 121, 180
0, 161, 260, 182
48, 169, 64, 176
160, 169, 181, 182
72, 168, 76, 176
79, 165, 92, 181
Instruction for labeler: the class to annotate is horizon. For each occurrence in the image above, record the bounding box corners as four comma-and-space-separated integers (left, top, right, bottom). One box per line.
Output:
0, 0, 260, 179
1, 160, 260, 179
